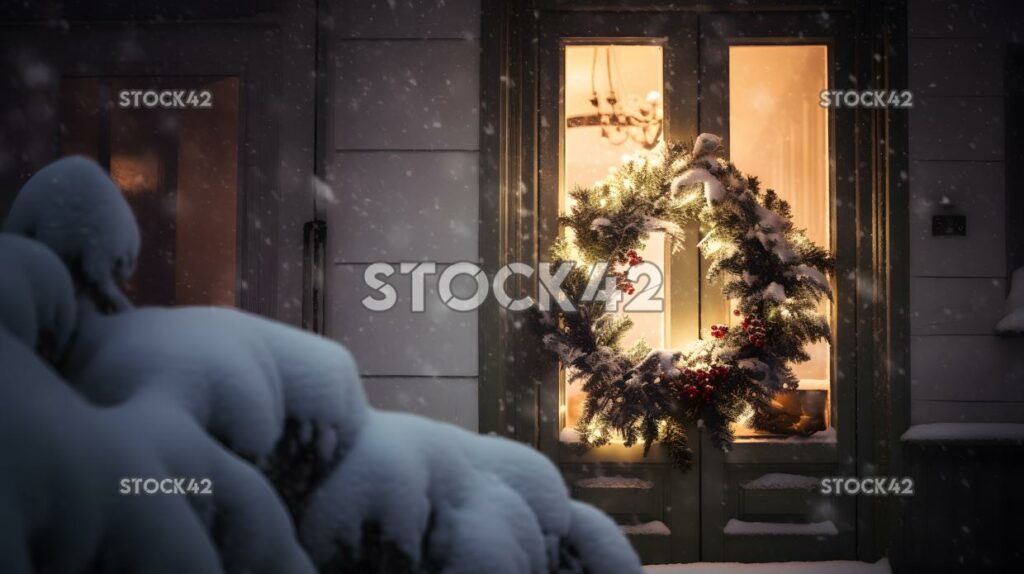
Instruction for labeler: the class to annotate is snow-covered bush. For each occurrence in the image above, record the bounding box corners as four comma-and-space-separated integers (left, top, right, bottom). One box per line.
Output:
4, 155, 139, 312
0, 156, 641, 573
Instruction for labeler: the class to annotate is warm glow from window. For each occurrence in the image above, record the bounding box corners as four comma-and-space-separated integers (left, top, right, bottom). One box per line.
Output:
729, 45, 832, 431
562, 44, 664, 430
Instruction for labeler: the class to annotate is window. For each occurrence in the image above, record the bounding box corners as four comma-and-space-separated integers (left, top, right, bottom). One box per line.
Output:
60, 77, 240, 307
559, 41, 833, 435
562, 43, 666, 429
729, 46, 831, 433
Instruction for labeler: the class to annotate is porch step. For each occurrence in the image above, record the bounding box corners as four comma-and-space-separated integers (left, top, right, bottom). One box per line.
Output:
620, 520, 672, 564
739, 473, 828, 517
723, 519, 838, 537
741, 473, 821, 491
721, 519, 842, 562
568, 469, 663, 515
619, 520, 671, 536
576, 475, 655, 490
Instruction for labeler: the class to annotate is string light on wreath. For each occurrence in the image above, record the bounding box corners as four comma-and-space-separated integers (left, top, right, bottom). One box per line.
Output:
531, 132, 834, 471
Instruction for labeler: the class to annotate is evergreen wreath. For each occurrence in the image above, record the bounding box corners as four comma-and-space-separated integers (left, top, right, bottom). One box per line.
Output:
534, 133, 833, 470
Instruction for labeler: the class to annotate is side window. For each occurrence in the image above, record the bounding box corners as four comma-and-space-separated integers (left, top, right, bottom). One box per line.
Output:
728, 45, 833, 432
561, 43, 667, 430
60, 77, 240, 307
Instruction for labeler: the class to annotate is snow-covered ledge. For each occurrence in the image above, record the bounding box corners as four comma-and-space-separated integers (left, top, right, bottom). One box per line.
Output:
901, 423, 1024, 444
995, 267, 1024, 335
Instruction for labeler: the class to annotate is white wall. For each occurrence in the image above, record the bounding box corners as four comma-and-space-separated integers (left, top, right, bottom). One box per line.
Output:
907, 0, 1024, 423
322, 0, 481, 430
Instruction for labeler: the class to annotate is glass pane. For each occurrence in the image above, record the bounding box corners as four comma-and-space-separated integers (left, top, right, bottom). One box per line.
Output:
562, 44, 664, 430
60, 77, 240, 308
728, 46, 831, 397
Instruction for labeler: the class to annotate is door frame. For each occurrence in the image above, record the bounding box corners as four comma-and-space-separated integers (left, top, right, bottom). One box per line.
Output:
479, 0, 909, 562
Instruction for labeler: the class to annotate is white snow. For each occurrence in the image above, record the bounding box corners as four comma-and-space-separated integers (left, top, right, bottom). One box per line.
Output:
300, 410, 639, 573
762, 282, 787, 303
791, 264, 830, 289
0, 327, 315, 574
723, 520, 838, 537
996, 266, 1024, 333
591, 217, 612, 229
672, 167, 727, 205
0, 233, 77, 352
562, 501, 645, 574
646, 558, 891, 573
620, 521, 671, 536
66, 304, 370, 465
4, 156, 140, 311
995, 308, 1024, 333
901, 423, 1024, 443
692, 133, 722, 158
742, 473, 822, 491
577, 476, 655, 490
0, 157, 644, 574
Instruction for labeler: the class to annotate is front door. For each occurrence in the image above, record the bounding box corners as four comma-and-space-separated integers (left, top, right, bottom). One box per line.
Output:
532, 8, 859, 564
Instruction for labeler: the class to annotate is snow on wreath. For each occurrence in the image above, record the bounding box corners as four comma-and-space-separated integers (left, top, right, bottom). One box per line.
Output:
532, 133, 834, 470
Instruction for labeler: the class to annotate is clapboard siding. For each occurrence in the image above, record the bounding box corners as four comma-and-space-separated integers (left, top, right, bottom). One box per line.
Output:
910, 277, 1005, 335
330, 40, 480, 151
362, 376, 479, 431
909, 39, 1003, 96
910, 336, 1024, 402
336, 0, 480, 40
907, 1, 1019, 425
324, 151, 479, 263
323, 1, 481, 428
911, 400, 1024, 424
909, 97, 1004, 162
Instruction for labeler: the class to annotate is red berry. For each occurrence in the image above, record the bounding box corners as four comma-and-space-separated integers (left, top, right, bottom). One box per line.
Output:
733, 309, 741, 316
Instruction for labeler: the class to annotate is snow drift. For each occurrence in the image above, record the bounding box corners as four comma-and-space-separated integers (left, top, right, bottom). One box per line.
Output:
0, 156, 641, 573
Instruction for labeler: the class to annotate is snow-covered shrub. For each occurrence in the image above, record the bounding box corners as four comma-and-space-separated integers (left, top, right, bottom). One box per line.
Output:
4, 155, 139, 312
66, 303, 371, 516
0, 328, 314, 574
0, 233, 77, 355
0, 157, 642, 574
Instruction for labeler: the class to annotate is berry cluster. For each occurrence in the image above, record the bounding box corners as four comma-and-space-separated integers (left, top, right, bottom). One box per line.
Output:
737, 312, 767, 348
710, 323, 728, 339
625, 249, 644, 266
678, 365, 732, 403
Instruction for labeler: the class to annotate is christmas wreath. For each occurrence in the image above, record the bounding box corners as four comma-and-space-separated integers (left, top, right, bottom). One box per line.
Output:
534, 133, 833, 470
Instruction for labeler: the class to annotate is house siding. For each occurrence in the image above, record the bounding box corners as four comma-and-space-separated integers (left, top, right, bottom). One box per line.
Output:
907, 0, 1024, 423
322, 0, 482, 430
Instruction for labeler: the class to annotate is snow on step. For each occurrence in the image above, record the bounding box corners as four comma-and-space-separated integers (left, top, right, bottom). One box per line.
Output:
742, 473, 821, 491
645, 558, 891, 573
901, 423, 1024, 443
620, 521, 671, 536
723, 519, 837, 537
577, 475, 654, 490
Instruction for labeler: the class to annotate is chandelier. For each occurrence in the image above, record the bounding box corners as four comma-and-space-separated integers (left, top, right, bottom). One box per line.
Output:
566, 46, 664, 149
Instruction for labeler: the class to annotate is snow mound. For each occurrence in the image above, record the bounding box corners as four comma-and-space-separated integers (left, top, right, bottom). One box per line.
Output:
0, 328, 314, 574
67, 304, 370, 482
576, 475, 655, 490
996, 266, 1024, 334
560, 501, 645, 574
0, 233, 77, 354
742, 473, 821, 491
4, 156, 139, 312
301, 410, 638, 573
672, 167, 726, 205
901, 423, 1024, 443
